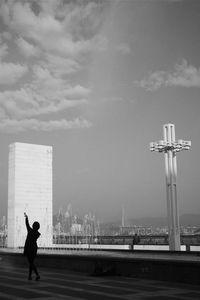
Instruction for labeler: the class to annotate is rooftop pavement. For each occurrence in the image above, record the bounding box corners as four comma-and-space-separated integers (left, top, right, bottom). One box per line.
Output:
1, 261, 200, 300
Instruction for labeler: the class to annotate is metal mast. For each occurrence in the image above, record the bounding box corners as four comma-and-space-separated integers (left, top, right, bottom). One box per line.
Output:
150, 124, 191, 251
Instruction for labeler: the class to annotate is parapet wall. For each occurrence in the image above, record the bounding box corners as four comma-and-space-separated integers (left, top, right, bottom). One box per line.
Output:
1, 249, 200, 285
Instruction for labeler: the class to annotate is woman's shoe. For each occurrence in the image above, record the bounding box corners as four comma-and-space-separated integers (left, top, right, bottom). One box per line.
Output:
35, 275, 40, 281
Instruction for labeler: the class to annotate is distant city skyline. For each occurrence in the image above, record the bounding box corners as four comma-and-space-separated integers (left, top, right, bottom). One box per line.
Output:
0, 1, 200, 222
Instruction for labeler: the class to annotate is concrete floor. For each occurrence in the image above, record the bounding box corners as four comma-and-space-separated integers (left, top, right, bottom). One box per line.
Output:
0, 262, 200, 299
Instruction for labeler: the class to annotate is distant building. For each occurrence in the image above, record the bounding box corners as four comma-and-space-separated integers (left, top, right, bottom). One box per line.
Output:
71, 223, 82, 235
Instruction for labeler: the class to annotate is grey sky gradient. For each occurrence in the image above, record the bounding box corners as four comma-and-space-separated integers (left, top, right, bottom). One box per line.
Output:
0, 0, 200, 223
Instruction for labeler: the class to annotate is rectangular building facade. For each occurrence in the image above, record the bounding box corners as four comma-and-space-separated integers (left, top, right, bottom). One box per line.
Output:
8, 142, 53, 248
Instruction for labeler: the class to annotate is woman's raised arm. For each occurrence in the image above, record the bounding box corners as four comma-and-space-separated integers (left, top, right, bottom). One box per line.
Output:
24, 212, 31, 231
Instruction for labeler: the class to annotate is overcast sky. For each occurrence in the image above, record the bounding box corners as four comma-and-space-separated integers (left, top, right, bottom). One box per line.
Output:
0, 0, 200, 223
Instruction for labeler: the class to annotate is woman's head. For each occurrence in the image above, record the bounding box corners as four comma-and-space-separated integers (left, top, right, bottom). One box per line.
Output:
32, 221, 40, 231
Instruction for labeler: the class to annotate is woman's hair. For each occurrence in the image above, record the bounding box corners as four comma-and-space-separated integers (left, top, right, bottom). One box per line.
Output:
32, 221, 40, 231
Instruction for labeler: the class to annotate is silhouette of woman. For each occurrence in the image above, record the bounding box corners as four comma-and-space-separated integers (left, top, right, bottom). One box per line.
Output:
24, 213, 41, 280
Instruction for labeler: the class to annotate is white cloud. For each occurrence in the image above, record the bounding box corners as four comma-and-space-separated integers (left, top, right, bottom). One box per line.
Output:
0, 34, 28, 85
92, 35, 108, 52
0, 61, 91, 131
167, 60, 200, 87
0, 107, 6, 119
137, 71, 167, 91
43, 53, 80, 76
137, 60, 200, 91
0, 40, 8, 59
16, 37, 40, 57
1, 31, 12, 40
0, 118, 92, 133
0, 62, 28, 85
0, 0, 107, 132
0, 83, 90, 120
116, 43, 131, 55
0, 1, 108, 58
62, 85, 91, 99
31, 64, 91, 100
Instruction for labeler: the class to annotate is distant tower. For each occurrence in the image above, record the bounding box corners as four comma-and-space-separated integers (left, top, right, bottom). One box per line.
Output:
122, 206, 125, 227
2, 216, 6, 227
7, 142, 53, 248
67, 203, 73, 227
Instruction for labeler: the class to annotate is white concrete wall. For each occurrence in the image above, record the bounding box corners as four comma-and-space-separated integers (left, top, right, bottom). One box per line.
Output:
134, 245, 186, 251
8, 143, 53, 248
190, 246, 200, 251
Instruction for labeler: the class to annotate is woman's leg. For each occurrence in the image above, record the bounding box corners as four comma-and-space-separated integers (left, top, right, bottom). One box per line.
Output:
32, 261, 39, 276
28, 256, 38, 276
27, 256, 33, 280
31, 256, 40, 280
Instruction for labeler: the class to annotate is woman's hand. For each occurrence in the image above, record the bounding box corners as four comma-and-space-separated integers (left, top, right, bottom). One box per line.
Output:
24, 212, 28, 218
